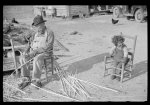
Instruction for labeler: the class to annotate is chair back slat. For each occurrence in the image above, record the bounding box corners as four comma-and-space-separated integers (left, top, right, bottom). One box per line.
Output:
120, 32, 137, 64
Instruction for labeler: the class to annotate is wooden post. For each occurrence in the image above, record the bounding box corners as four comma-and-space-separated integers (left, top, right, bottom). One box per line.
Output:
121, 63, 125, 82
51, 50, 54, 75
10, 38, 18, 76
132, 35, 137, 64
104, 56, 107, 77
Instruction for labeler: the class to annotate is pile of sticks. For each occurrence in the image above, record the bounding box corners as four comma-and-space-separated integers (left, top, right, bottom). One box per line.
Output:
54, 60, 92, 101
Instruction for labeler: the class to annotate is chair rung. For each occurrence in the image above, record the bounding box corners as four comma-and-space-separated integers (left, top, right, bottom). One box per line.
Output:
105, 61, 113, 64
124, 69, 132, 73
127, 64, 133, 66
112, 67, 122, 71
105, 67, 113, 70
112, 74, 121, 77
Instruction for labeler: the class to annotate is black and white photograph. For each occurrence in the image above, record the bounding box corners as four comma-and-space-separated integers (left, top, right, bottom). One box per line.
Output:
3, 5, 147, 102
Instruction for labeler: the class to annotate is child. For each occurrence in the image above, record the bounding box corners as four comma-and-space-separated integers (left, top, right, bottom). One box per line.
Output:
109, 35, 129, 81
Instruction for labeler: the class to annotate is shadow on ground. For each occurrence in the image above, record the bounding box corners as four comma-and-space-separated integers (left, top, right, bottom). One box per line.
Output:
123, 60, 147, 82
41, 52, 109, 86
42, 55, 147, 86
66, 52, 109, 75
131, 60, 147, 78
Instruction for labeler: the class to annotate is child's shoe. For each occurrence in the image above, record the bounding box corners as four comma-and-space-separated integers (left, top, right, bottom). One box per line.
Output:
111, 75, 117, 80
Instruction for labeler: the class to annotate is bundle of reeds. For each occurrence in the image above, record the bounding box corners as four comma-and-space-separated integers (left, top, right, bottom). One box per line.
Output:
54, 60, 92, 101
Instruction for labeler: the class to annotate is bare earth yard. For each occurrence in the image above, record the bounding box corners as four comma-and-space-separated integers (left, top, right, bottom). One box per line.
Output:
3, 14, 147, 101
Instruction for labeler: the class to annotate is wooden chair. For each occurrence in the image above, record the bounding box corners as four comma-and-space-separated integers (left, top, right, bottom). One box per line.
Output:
27, 48, 55, 82
4, 37, 55, 82
43, 48, 55, 82
104, 32, 137, 82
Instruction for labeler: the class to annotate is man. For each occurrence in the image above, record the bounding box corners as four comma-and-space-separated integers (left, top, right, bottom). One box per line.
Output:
18, 15, 54, 89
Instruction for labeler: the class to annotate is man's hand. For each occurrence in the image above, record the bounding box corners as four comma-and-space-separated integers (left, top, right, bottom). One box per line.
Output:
28, 50, 37, 58
23, 53, 30, 60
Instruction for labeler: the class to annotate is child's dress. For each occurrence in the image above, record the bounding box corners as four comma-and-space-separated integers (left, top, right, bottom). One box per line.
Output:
111, 45, 129, 75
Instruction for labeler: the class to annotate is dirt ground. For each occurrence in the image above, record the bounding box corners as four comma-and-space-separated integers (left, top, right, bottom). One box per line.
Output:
4, 14, 147, 102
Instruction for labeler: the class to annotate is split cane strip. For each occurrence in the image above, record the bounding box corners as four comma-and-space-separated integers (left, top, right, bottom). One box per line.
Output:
4, 95, 52, 102
73, 80, 92, 98
55, 66, 69, 95
56, 64, 85, 98
55, 63, 85, 101
4, 82, 79, 102
56, 60, 85, 97
68, 76, 120, 93
60, 74, 72, 98
56, 68, 80, 100
9, 57, 34, 77
16, 97, 50, 102
62, 78, 83, 100
72, 81, 88, 99
3, 82, 26, 94
60, 73, 75, 99
66, 76, 91, 99
31, 83, 80, 101
9, 50, 48, 78
60, 78, 70, 97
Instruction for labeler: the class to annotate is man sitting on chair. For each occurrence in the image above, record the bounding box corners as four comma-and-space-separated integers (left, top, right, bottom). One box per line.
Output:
18, 15, 54, 89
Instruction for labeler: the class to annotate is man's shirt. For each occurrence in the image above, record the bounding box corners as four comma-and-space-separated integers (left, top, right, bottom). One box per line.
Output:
26, 28, 54, 55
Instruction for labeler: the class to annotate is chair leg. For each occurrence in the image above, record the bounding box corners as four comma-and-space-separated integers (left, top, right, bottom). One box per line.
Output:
51, 56, 54, 75
120, 63, 125, 82
44, 59, 48, 82
104, 56, 107, 77
129, 66, 132, 78
104, 65, 107, 77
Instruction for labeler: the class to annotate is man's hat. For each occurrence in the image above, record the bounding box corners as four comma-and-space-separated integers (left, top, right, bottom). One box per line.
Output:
32, 15, 46, 26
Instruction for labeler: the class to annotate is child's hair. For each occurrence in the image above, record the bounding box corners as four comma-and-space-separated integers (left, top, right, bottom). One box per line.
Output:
112, 35, 125, 46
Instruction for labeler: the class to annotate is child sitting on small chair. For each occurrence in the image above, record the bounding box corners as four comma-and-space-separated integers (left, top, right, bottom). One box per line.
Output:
109, 35, 129, 81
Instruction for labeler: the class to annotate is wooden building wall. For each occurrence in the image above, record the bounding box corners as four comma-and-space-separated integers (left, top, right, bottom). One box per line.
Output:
46, 5, 89, 17
68, 5, 89, 17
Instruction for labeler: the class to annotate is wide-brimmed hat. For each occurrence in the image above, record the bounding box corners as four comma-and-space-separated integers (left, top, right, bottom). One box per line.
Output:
32, 15, 46, 26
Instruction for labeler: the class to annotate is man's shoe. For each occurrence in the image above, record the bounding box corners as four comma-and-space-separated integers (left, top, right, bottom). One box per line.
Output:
111, 75, 116, 80
32, 81, 42, 89
18, 77, 31, 90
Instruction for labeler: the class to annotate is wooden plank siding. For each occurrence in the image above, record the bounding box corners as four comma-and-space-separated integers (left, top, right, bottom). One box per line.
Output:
52, 5, 89, 17
69, 5, 89, 17
53, 5, 68, 17
33, 5, 89, 18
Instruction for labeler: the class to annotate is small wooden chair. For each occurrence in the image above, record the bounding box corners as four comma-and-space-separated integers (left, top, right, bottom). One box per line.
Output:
43, 48, 55, 82
104, 32, 137, 82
